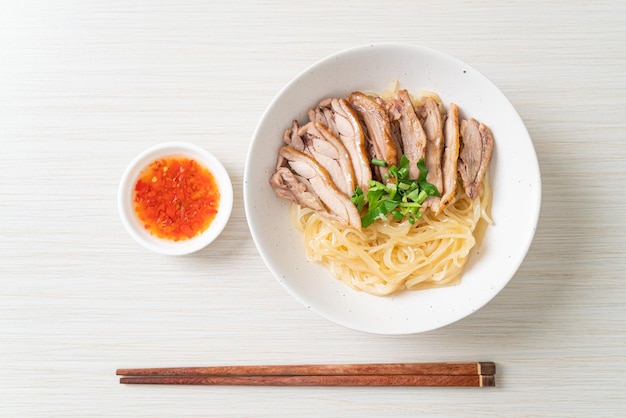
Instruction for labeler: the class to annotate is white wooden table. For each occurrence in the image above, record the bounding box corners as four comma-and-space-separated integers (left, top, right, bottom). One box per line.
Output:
2, 1, 625, 416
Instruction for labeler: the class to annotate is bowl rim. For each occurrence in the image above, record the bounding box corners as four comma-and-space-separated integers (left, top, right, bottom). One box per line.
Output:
118, 141, 233, 255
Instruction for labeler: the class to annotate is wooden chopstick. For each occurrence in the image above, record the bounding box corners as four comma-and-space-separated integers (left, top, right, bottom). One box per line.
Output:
117, 362, 495, 377
119, 374, 494, 387
117, 362, 495, 387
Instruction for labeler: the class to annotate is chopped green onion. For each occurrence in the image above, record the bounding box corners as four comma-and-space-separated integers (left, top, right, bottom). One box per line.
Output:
350, 186, 366, 212
371, 158, 387, 167
352, 156, 441, 228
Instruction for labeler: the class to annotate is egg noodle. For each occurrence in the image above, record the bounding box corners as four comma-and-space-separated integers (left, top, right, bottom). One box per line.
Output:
290, 174, 492, 296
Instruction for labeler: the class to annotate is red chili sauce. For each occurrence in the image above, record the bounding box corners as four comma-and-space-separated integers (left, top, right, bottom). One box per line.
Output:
133, 157, 220, 241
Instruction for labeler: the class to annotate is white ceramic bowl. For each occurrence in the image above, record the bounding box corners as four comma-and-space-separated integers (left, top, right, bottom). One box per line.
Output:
118, 142, 233, 255
244, 44, 541, 334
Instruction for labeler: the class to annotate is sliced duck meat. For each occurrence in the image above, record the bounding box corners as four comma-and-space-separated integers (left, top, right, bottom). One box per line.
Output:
415, 98, 444, 210
270, 165, 325, 212
377, 97, 404, 168
386, 89, 427, 180
307, 98, 333, 128
297, 122, 356, 197
347, 92, 399, 181
277, 146, 362, 228
309, 98, 372, 192
458, 118, 494, 199
283, 120, 305, 150
436, 103, 460, 215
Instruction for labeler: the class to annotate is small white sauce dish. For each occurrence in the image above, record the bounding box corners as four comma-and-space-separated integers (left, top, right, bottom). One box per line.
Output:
118, 142, 233, 255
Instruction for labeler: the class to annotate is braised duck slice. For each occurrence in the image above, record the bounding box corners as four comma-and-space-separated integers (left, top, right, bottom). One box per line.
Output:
308, 98, 333, 128
297, 122, 356, 197
415, 98, 444, 210
270, 165, 325, 212
309, 98, 372, 192
283, 120, 305, 150
277, 146, 362, 228
436, 103, 460, 215
387, 89, 427, 179
347, 92, 399, 181
458, 118, 494, 199
377, 97, 404, 171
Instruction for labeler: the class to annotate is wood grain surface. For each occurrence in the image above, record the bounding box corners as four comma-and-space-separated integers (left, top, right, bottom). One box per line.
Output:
1, 1, 625, 416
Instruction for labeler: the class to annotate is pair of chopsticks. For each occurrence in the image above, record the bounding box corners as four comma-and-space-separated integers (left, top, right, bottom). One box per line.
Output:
116, 362, 495, 387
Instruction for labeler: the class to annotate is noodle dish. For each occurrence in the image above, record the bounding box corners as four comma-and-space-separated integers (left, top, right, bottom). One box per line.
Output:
244, 44, 541, 334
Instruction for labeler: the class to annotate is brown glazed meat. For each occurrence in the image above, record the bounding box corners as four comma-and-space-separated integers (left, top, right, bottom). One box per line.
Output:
415, 98, 444, 210
269, 165, 325, 212
458, 118, 494, 199
309, 98, 372, 192
274, 146, 362, 228
296, 122, 356, 197
437, 102, 460, 214
347, 92, 398, 181
385, 89, 427, 180
270, 88, 494, 228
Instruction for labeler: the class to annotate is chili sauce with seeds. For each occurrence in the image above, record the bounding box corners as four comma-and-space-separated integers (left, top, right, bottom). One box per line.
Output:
133, 157, 220, 241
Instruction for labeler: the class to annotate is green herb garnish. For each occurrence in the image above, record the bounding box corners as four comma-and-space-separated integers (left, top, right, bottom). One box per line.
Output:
350, 156, 441, 228
371, 158, 387, 167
